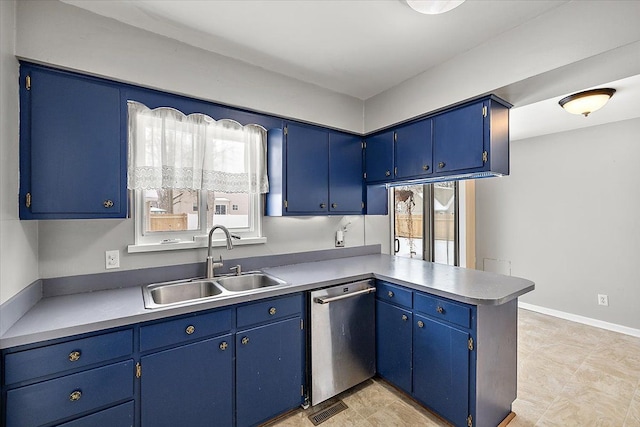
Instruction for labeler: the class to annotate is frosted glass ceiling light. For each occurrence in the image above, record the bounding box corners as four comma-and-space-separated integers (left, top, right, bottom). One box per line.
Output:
558, 88, 616, 117
405, 0, 466, 15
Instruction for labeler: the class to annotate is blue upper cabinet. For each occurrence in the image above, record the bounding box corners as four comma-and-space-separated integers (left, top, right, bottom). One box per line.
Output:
364, 130, 394, 183
433, 98, 510, 177
266, 123, 364, 216
19, 65, 127, 219
395, 119, 433, 180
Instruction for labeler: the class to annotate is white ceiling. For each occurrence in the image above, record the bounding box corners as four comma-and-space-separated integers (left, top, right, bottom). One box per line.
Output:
62, 0, 640, 139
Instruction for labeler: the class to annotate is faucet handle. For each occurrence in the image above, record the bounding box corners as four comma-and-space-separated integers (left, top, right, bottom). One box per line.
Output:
230, 265, 242, 276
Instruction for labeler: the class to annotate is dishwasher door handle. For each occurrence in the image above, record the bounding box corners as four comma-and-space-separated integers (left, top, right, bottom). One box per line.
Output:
314, 287, 376, 304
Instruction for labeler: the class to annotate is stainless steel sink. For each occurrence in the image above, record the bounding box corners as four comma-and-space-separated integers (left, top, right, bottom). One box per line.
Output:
142, 272, 288, 309
213, 272, 287, 292
143, 279, 225, 309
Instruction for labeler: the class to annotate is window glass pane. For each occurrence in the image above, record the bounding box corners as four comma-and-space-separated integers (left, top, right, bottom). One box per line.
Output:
433, 182, 456, 265
393, 185, 424, 259
144, 189, 200, 233
207, 192, 250, 230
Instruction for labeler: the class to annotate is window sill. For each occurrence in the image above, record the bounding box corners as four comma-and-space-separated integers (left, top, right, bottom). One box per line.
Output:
127, 236, 267, 254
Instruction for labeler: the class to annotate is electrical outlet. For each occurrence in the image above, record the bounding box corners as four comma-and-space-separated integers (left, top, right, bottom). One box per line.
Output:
597, 294, 609, 306
105, 250, 120, 269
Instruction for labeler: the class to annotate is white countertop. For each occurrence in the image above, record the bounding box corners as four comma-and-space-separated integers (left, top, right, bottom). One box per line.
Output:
0, 254, 534, 349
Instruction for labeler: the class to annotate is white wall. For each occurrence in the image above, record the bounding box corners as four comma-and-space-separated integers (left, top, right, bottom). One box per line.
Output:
15, 0, 364, 133
364, 0, 640, 133
0, 0, 39, 305
476, 118, 640, 330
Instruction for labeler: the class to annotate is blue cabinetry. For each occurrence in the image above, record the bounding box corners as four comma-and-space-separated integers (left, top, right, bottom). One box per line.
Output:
395, 119, 433, 179
266, 123, 363, 216
19, 64, 126, 219
364, 130, 394, 182
375, 300, 412, 394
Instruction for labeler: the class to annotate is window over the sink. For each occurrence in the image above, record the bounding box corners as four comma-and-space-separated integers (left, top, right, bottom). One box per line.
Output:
127, 101, 267, 250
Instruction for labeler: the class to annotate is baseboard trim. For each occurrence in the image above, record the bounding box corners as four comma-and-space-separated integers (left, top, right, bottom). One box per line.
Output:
518, 302, 640, 338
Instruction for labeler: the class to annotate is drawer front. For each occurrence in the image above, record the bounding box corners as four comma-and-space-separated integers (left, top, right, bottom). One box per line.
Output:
414, 293, 471, 328
140, 308, 232, 352
57, 401, 134, 427
376, 281, 412, 309
237, 294, 302, 329
6, 360, 134, 427
4, 329, 133, 385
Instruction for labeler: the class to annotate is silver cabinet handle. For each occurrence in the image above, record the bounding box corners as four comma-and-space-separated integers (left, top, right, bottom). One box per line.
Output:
314, 287, 376, 304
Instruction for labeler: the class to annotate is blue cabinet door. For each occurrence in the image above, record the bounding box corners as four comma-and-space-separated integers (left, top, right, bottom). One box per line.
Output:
21, 66, 125, 219
375, 300, 412, 394
365, 130, 394, 182
395, 119, 433, 179
140, 335, 233, 427
413, 314, 470, 427
236, 317, 303, 427
433, 101, 485, 173
285, 123, 329, 214
329, 132, 363, 213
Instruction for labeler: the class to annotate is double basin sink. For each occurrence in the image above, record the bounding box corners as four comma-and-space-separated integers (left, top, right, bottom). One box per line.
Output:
142, 272, 288, 309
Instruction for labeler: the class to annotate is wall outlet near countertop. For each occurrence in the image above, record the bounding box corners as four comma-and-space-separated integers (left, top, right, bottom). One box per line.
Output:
105, 250, 120, 269
597, 294, 609, 306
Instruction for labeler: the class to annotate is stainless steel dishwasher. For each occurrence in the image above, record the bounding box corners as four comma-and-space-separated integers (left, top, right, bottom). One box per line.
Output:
310, 279, 376, 406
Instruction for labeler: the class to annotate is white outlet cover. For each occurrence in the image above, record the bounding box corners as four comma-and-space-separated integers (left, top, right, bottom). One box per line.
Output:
105, 250, 120, 269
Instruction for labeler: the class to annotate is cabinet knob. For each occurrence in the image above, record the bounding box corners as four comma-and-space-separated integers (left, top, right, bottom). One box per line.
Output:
269, 307, 277, 316
385, 170, 391, 177
320, 203, 326, 209
69, 390, 82, 402
331, 203, 337, 209
438, 162, 446, 169
68, 351, 81, 362
422, 165, 430, 171
185, 325, 195, 335
241, 336, 249, 345
219, 341, 228, 351
388, 291, 394, 298
401, 314, 408, 322
103, 200, 114, 208
436, 306, 444, 314
417, 320, 425, 328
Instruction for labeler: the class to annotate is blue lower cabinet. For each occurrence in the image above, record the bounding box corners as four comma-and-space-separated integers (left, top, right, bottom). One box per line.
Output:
5, 360, 134, 427
57, 401, 134, 427
375, 300, 412, 394
413, 314, 470, 427
236, 317, 303, 427
140, 335, 233, 427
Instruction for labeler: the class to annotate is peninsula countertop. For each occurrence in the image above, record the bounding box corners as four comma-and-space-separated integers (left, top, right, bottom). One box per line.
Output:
0, 254, 534, 349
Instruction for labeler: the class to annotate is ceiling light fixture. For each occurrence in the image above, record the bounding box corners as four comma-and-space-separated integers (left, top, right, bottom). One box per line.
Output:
405, 0, 466, 15
558, 88, 616, 117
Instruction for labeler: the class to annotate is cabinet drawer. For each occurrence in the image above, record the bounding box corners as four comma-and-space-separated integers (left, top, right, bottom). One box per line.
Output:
237, 294, 302, 329
414, 293, 471, 329
57, 401, 134, 427
140, 308, 231, 352
5, 360, 134, 427
376, 281, 412, 309
4, 329, 133, 385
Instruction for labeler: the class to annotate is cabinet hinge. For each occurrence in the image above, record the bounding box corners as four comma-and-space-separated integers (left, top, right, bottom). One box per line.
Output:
394, 166, 398, 176
362, 141, 366, 149
482, 151, 488, 163
301, 385, 304, 396
25, 192, 31, 208
25, 75, 31, 90
300, 319, 304, 330
284, 200, 288, 208
284, 126, 288, 136
136, 362, 141, 378
468, 337, 474, 351
363, 172, 367, 179
393, 132, 397, 143
482, 105, 487, 117
361, 201, 365, 209
467, 415, 473, 427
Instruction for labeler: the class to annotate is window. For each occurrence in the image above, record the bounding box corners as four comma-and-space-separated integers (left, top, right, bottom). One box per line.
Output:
127, 101, 268, 249
392, 182, 462, 266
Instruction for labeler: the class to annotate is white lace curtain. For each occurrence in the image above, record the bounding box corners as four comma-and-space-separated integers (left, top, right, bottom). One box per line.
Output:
127, 101, 269, 194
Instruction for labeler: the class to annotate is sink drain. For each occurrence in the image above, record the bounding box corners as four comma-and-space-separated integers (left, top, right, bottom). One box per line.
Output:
308, 401, 348, 426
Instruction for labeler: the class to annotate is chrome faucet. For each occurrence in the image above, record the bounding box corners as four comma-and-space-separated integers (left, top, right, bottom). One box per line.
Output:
206, 225, 239, 279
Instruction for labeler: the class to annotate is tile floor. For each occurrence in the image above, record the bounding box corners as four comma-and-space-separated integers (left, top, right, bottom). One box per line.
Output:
267, 308, 640, 427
